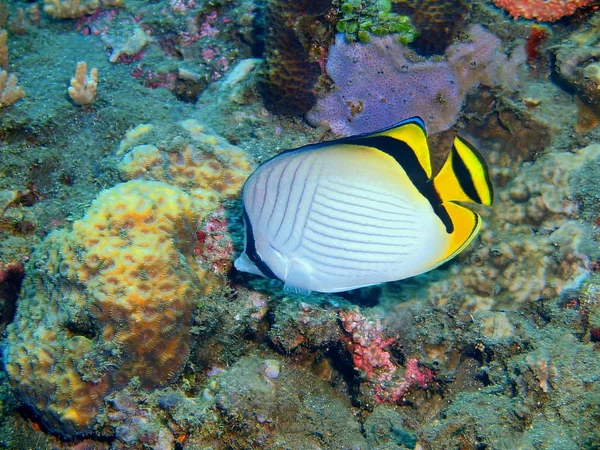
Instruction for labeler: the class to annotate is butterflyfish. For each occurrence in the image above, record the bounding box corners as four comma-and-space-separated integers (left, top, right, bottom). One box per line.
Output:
234, 117, 493, 294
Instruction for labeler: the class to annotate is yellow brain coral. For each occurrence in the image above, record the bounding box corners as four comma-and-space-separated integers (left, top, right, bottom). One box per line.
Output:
3, 180, 200, 436
117, 119, 254, 220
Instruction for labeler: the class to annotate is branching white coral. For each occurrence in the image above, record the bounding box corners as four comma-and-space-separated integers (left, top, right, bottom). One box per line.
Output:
68, 61, 98, 106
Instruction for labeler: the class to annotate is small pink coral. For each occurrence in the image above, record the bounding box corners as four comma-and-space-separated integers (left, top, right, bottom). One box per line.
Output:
195, 206, 234, 275
169, 0, 196, 14
339, 309, 435, 403
374, 359, 435, 403
199, 11, 219, 38
339, 310, 396, 381
404, 358, 435, 389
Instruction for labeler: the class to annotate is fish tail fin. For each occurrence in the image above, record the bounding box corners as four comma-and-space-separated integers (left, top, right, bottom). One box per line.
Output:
433, 135, 493, 206
432, 135, 492, 264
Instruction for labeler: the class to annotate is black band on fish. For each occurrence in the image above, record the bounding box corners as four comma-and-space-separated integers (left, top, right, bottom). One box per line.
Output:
242, 209, 278, 280
344, 135, 454, 234
451, 143, 482, 204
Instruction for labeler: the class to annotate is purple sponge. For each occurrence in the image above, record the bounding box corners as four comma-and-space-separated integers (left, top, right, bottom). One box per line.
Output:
307, 25, 524, 136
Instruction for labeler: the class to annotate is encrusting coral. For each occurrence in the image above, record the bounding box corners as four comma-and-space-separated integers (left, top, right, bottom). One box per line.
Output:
68, 61, 98, 106
494, 0, 595, 22
43, 0, 100, 19
2, 180, 201, 437
257, 0, 332, 116
117, 119, 254, 294
117, 119, 253, 219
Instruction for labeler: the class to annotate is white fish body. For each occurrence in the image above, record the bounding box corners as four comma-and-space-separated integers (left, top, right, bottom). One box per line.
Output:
235, 117, 493, 294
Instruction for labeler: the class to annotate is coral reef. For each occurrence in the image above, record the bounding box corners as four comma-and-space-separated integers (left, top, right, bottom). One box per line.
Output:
0, 69, 25, 108
101, 23, 149, 64
117, 119, 253, 220
340, 309, 435, 403
392, 0, 471, 55
334, 0, 417, 44
2, 0, 600, 446
43, 0, 100, 19
2, 180, 201, 437
419, 314, 600, 449
554, 15, 600, 117
494, 0, 595, 22
179, 354, 368, 448
257, 0, 333, 116
0, 28, 7, 70
396, 143, 597, 312
307, 25, 525, 135
68, 61, 98, 106
117, 119, 253, 294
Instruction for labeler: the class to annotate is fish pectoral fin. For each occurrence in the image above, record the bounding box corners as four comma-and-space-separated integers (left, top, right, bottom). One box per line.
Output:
234, 252, 266, 278
282, 258, 313, 296
438, 202, 481, 265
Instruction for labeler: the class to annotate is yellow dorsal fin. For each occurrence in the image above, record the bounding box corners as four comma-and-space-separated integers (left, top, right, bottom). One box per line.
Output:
438, 202, 481, 264
372, 117, 432, 179
433, 135, 493, 205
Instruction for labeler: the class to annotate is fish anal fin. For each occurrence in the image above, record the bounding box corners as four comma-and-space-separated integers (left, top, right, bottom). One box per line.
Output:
283, 258, 313, 296
434, 135, 493, 206
283, 282, 312, 296
438, 202, 481, 265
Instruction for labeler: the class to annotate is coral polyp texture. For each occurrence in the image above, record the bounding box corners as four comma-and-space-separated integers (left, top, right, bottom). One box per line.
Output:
494, 0, 595, 22
391, 0, 471, 55
258, 0, 332, 116
307, 25, 525, 135
2, 180, 200, 437
117, 119, 253, 220
334, 0, 417, 44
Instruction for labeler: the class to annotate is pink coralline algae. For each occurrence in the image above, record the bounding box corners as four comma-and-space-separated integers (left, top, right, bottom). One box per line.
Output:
340, 309, 434, 403
374, 359, 435, 403
199, 11, 220, 38
169, 0, 197, 14
340, 309, 395, 381
308, 25, 525, 135
195, 206, 234, 278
